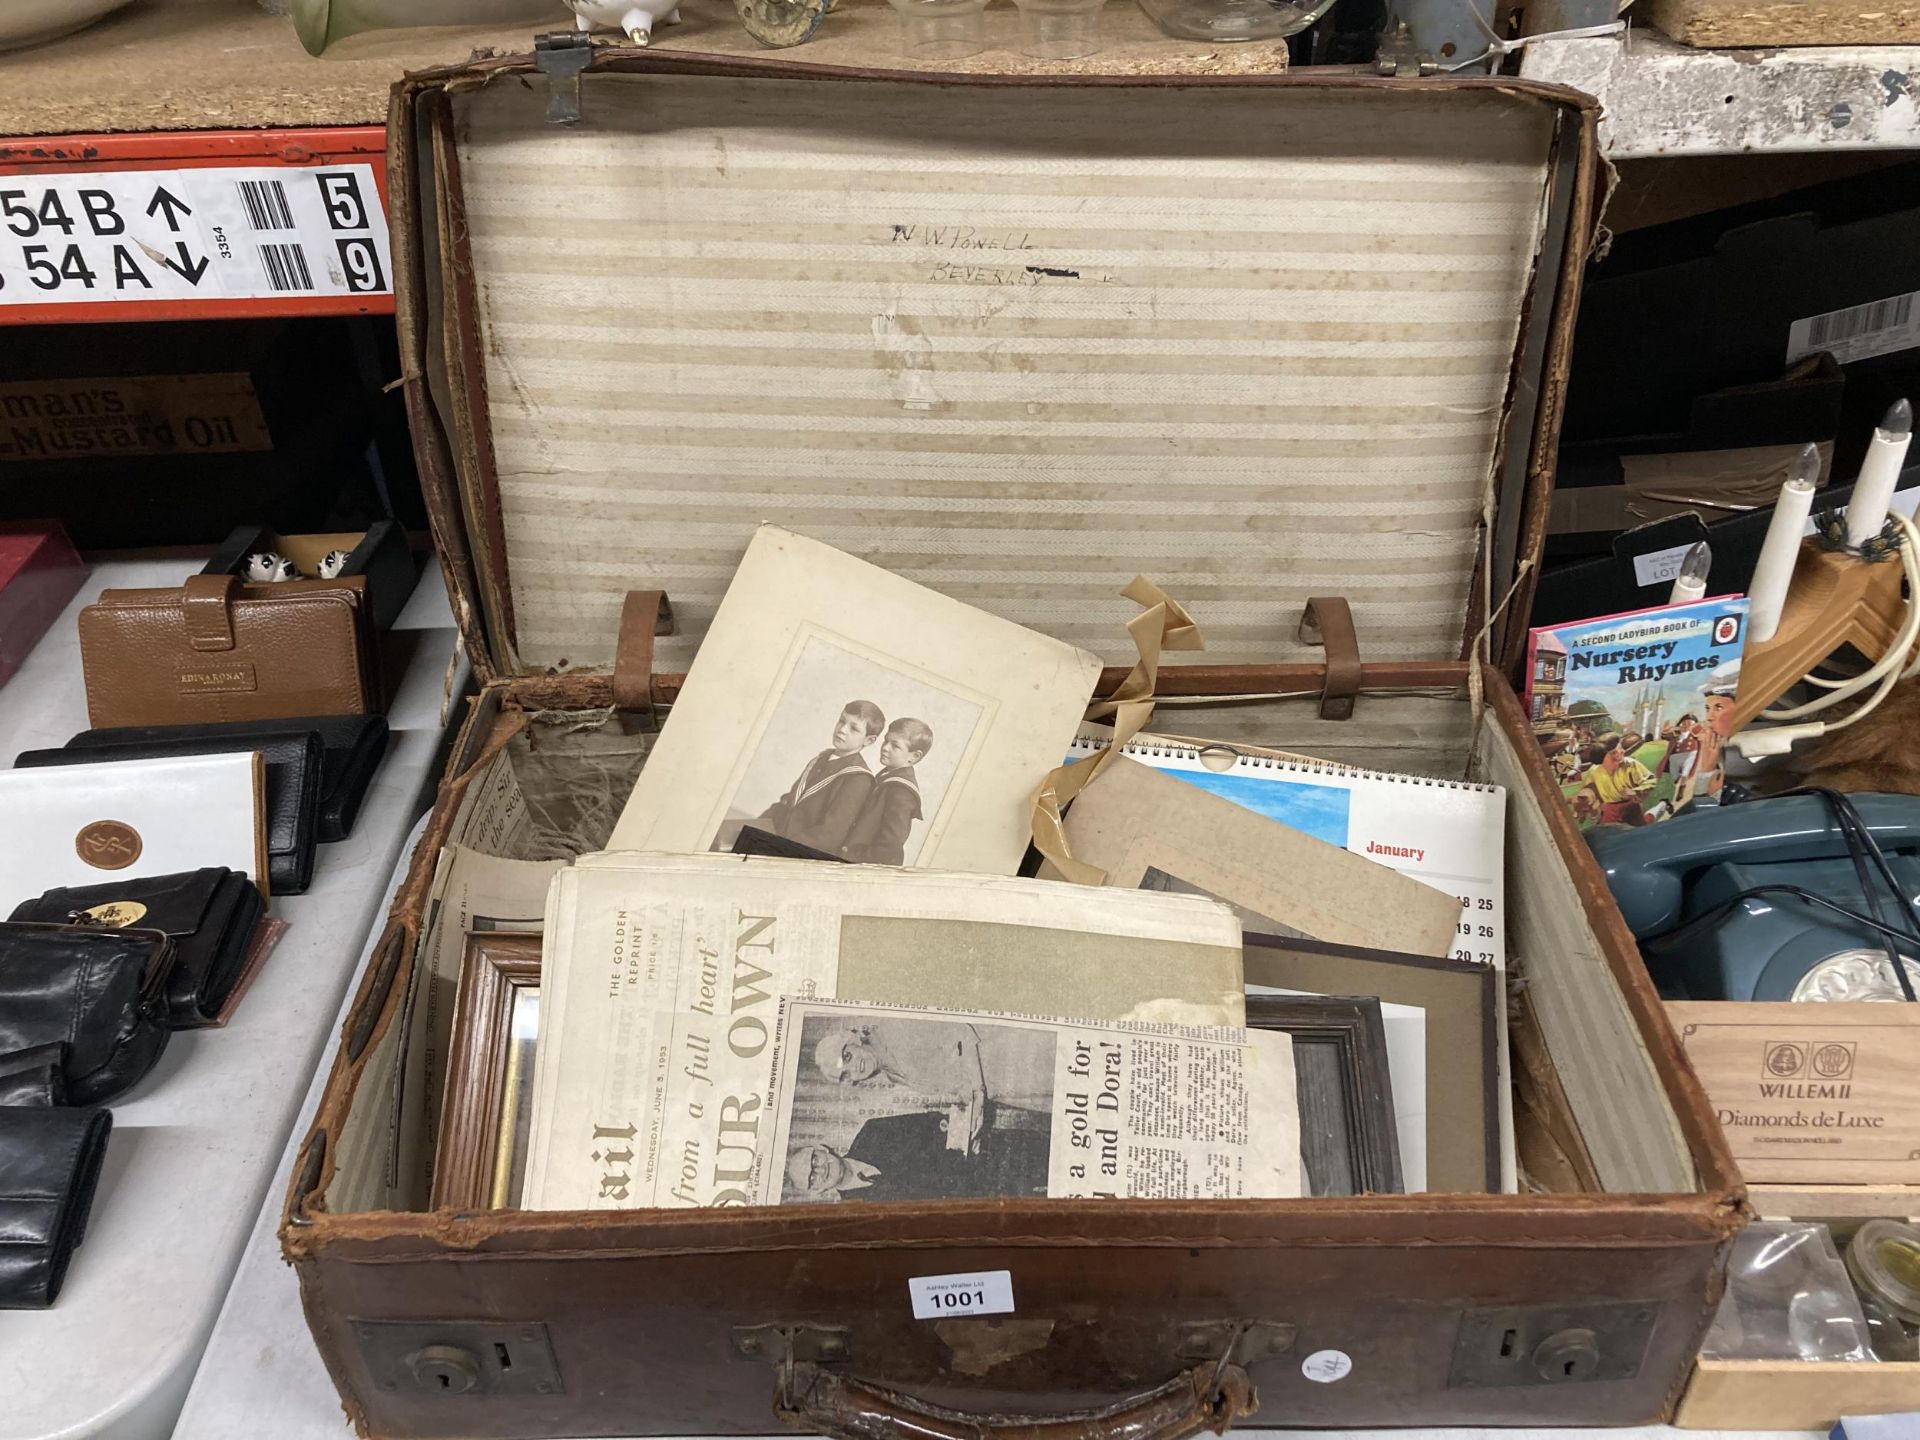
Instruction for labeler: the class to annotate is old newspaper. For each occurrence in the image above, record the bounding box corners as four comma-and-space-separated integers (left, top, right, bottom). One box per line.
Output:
752, 998, 1301, 1204
521, 854, 1247, 1209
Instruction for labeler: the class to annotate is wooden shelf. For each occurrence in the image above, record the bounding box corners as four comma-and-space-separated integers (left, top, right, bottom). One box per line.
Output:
0, 0, 538, 138
0, 0, 1285, 141
1642, 0, 1920, 50
609, 0, 1289, 75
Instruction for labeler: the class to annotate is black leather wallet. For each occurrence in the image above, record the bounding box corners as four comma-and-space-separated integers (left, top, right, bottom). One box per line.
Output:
66, 715, 388, 843
0, 923, 173, 1105
16, 731, 323, 894
0, 1044, 66, 1107
10, 869, 265, 1029
0, 1106, 112, 1308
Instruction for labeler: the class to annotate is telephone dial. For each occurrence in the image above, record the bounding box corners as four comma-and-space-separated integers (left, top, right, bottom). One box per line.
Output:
1588, 793, 1920, 1002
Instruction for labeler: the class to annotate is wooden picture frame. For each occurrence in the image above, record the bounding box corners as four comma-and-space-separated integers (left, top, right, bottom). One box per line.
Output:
1243, 933, 1500, 1194
430, 933, 542, 1212
1246, 994, 1403, 1197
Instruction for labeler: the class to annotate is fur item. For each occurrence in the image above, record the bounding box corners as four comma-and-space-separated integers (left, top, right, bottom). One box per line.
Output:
1777, 675, 1920, 797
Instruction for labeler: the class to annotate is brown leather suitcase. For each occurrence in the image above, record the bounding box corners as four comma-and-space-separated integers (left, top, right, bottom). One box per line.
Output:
280, 38, 1746, 1440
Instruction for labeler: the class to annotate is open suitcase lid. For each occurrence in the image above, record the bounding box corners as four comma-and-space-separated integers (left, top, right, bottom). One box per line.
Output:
393, 34, 1599, 685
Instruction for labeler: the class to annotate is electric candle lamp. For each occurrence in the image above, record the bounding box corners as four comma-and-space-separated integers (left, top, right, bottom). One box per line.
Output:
1748, 444, 1821, 644
1668, 542, 1711, 606
1845, 399, 1914, 548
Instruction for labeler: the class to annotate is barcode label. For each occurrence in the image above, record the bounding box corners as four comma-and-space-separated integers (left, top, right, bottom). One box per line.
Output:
0, 164, 391, 308
258, 243, 313, 292
1787, 290, 1920, 366
237, 178, 294, 231
1811, 293, 1913, 347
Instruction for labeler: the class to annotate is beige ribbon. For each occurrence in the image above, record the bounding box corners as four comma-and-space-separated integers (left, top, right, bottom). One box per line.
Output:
1029, 576, 1204, 886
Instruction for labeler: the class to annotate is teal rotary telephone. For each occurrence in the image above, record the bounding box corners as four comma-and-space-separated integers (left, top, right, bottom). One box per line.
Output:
1588, 793, 1920, 1002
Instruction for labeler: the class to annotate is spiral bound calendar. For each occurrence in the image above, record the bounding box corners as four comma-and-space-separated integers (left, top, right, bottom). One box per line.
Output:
1069, 731, 1517, 1190
1067, 732, 1508, 975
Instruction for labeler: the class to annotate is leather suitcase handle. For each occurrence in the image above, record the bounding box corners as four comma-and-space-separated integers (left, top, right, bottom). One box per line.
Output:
776, 1362, 1254, 1440
611, 589, 675, 717
1296, 596, 1360, 721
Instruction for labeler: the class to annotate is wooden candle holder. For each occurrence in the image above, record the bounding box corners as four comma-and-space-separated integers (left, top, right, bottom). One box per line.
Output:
1731, 539, 1911, 732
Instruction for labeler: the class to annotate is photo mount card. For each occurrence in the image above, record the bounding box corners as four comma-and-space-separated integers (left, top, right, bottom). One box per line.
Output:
1058, 754, 1461, 959
609, 527, 1103, 874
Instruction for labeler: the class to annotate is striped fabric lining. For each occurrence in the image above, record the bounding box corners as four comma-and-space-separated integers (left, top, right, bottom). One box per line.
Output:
455, 76, 1555, 672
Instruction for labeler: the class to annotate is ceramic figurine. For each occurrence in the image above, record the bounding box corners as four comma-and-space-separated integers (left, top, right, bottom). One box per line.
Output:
244, 551, 298, 583
566, 0, 681, 45
316, 549, 352, 580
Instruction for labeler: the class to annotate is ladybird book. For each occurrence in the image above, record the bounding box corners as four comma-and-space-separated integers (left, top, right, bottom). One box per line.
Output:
1524, 595, 1749, 831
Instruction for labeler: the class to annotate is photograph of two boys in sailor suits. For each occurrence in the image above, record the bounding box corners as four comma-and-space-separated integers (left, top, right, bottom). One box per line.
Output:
712, 635, 982, 866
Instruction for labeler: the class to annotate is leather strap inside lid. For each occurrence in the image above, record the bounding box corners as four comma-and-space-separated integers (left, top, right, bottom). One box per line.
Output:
182, 574, 238, 653
611, 590, 675, 717
1298, 596, 1360, 721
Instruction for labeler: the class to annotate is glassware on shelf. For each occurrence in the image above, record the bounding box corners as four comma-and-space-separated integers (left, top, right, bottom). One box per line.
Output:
1846, 1219, 1920, 1362
290, 0, 566, 57
887, 0, 991, 57
0, 0, 138, 53
1013, 0, 1106, 57
1134, 0, 1336, 42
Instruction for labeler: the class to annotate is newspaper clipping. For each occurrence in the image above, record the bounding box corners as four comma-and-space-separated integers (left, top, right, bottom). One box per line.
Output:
521, 856, 1249, 1210
752, 999, 1302, 1205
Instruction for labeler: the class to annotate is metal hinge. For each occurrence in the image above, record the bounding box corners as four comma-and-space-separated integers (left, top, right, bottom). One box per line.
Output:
1374, 20, 1437, 77
534, 31, 597, 125
1175, 1320, 1298, 1368
733, 1323, 853, 1366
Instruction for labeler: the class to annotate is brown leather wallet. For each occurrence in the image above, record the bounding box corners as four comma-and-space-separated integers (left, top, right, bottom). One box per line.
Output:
77, 574, 379, 728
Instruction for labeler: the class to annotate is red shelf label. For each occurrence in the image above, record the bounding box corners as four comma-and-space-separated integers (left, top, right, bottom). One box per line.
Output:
0, 163, 391, 312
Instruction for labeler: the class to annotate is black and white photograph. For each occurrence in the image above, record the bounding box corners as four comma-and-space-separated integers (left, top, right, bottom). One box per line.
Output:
777, 1014, 1055, 1206
713, 633, 985, 865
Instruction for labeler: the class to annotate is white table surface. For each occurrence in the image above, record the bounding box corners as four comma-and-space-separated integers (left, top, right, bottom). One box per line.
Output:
0, 556, 462, 1440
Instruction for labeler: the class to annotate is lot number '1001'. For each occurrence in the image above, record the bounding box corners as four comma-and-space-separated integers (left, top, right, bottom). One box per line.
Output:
928, 1289, 987, 1311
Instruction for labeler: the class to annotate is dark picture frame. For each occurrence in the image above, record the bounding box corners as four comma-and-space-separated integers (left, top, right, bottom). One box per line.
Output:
431, 933, 542, 1212
1246, 994, 1403, 1197
1243, 933, 1500, 1193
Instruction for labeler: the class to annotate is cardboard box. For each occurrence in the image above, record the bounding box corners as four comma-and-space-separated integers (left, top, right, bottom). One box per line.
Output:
203, 521, 416, 631
1544, 160, 1919, 565
1565, 159, 1920, 462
